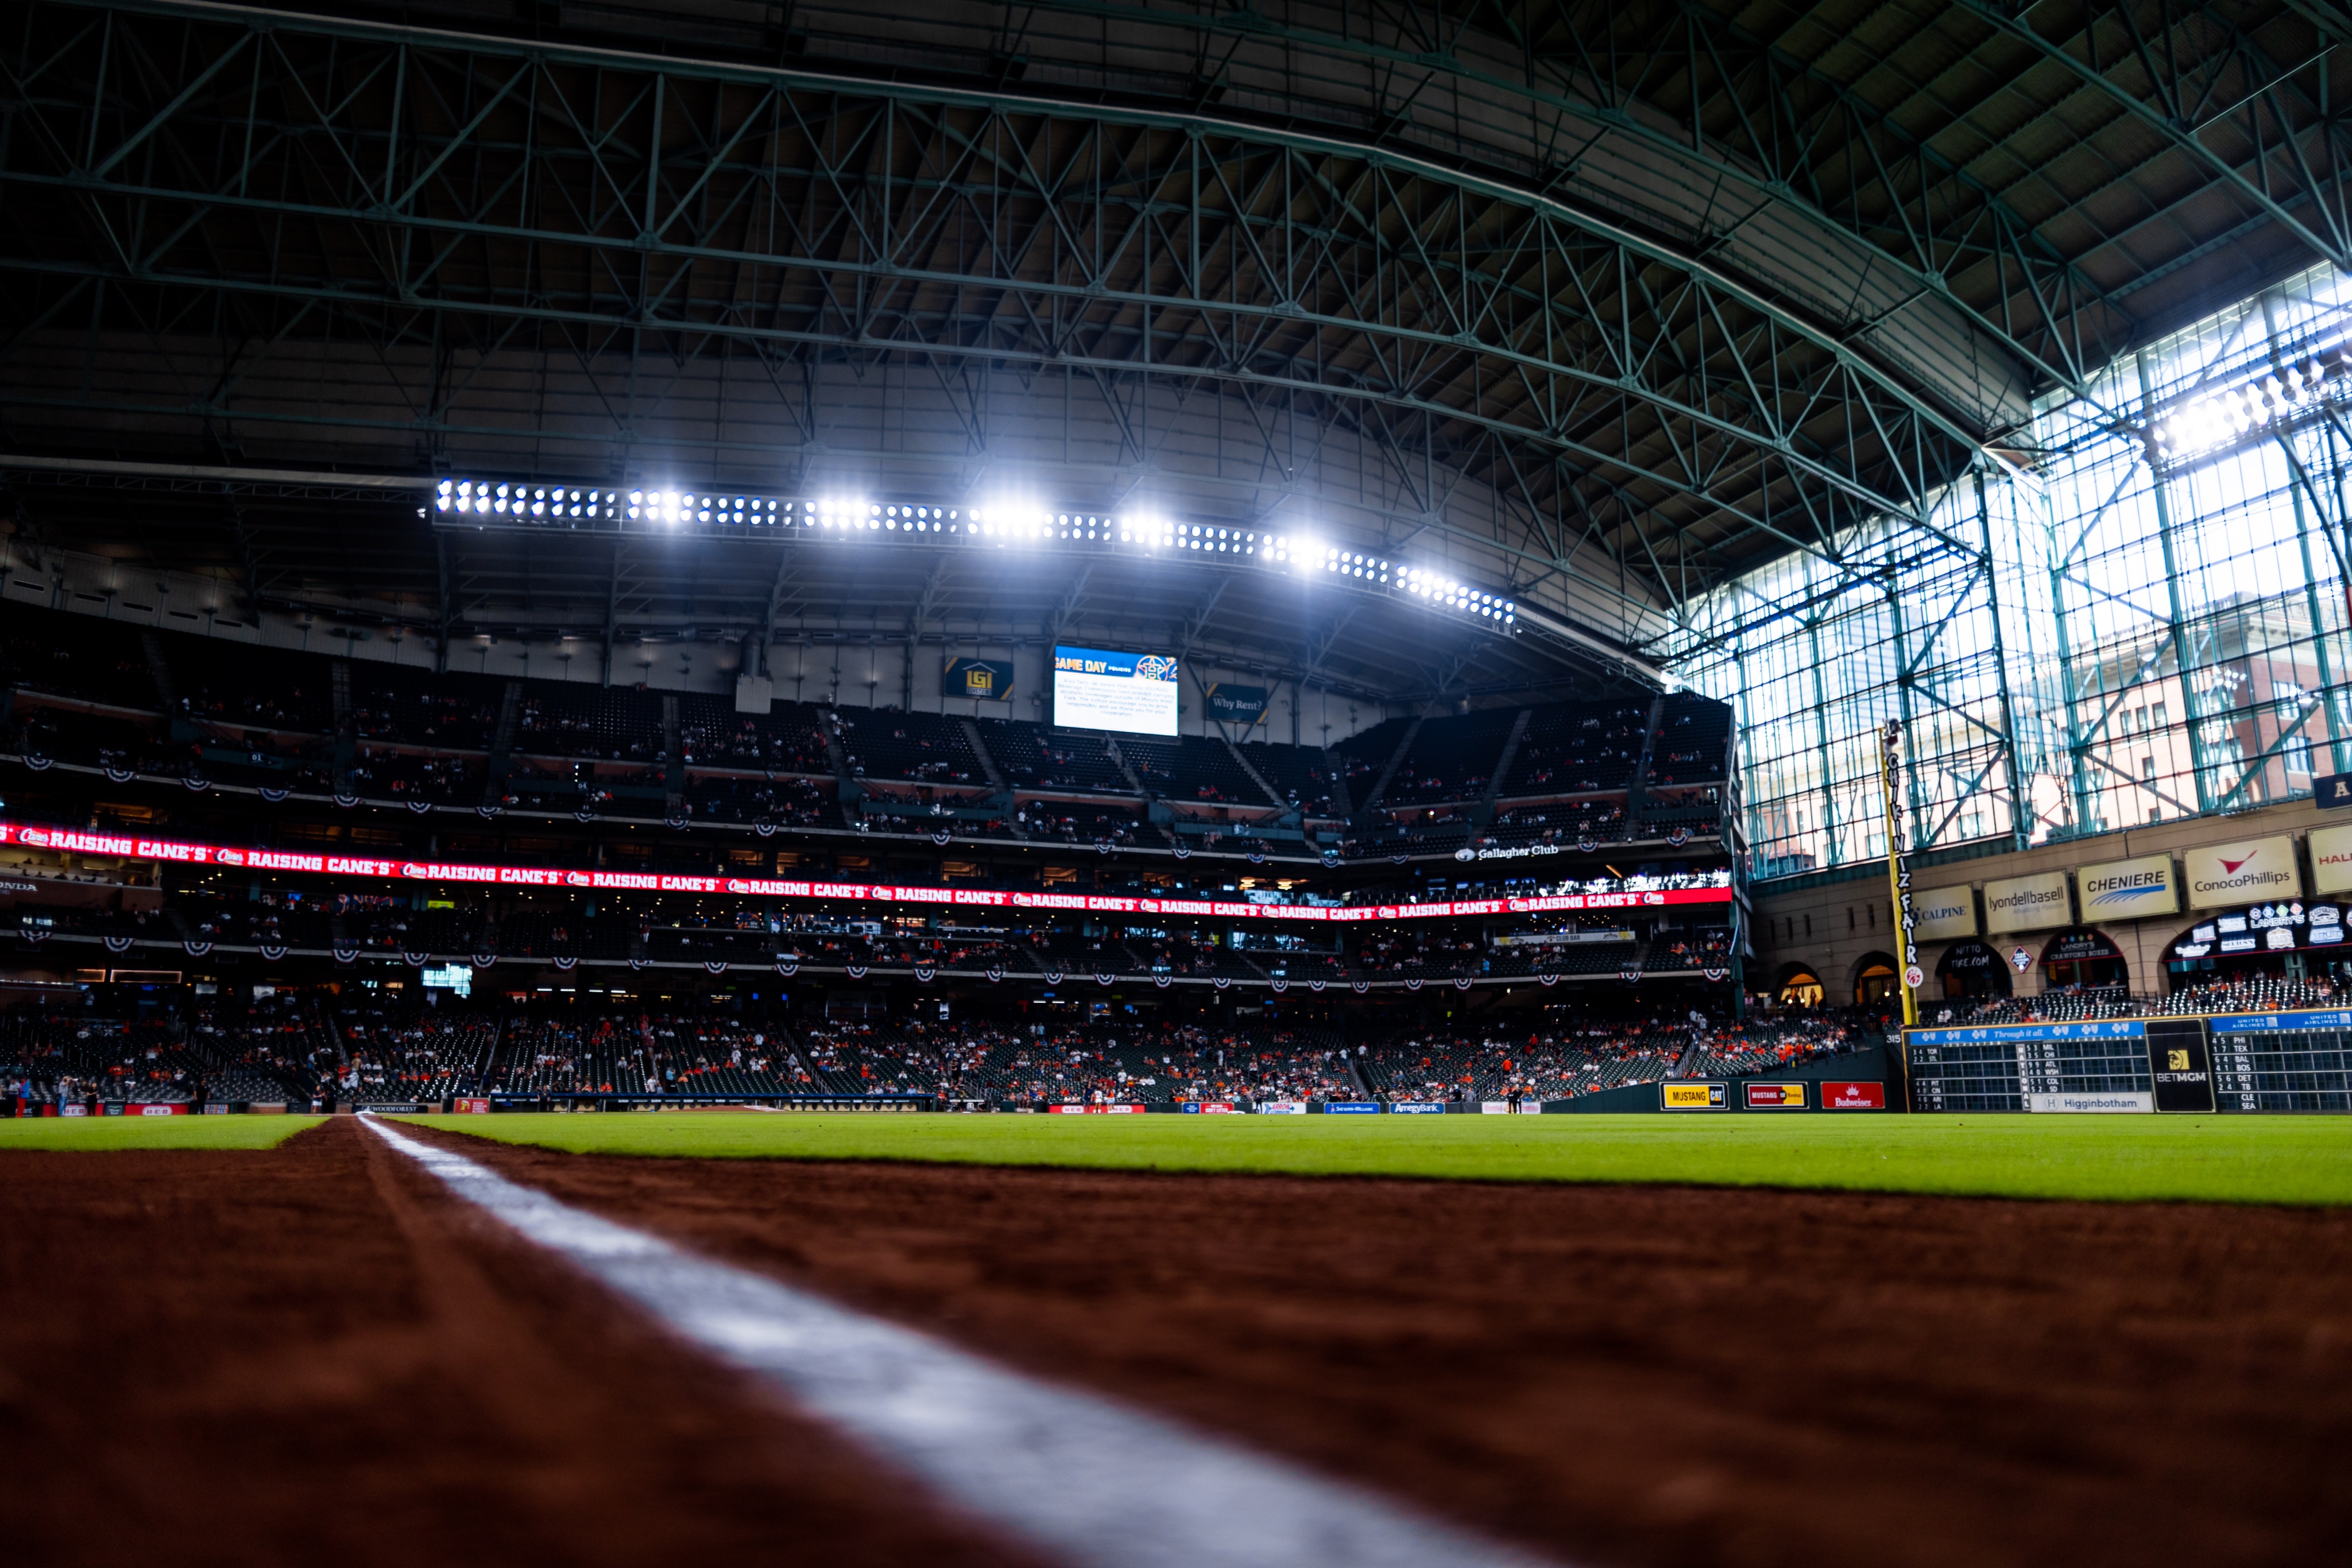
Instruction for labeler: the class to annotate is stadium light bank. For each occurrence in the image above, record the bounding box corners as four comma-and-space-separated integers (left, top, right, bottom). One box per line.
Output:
430, 478, 1521, 632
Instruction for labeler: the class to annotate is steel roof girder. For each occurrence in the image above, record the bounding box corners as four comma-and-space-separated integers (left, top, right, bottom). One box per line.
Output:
0, 233, 1965, 558
1952, 0, 2352, 273
10, 0, 2005, 459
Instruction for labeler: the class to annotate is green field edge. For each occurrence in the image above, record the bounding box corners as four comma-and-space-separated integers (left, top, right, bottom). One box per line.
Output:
0, 1116, 327, 1151
388, 1113, 2352, 1208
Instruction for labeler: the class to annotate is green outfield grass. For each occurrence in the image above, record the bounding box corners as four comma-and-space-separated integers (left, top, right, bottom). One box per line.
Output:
0, 1114, 325, 1151
404, 1110, 2352, 1205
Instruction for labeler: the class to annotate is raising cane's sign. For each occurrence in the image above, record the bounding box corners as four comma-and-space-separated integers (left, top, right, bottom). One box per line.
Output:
0, 821, 1730, 930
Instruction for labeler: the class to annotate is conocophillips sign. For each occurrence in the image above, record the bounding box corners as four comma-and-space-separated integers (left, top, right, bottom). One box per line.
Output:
1983, 871, 2069, 934
2185, 835, 2301, 910
2076, 853, 2179, 920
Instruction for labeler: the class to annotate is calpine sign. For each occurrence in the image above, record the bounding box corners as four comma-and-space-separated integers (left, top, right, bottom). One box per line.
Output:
2185, 835, 2301, 910
1910, 887, 1978, 941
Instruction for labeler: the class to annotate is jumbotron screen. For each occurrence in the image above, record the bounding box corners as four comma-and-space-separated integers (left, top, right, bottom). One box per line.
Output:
1052, 645, 1179, 737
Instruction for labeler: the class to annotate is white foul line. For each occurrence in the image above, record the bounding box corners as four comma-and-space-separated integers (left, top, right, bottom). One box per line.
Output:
362, 1116, 1564, 1568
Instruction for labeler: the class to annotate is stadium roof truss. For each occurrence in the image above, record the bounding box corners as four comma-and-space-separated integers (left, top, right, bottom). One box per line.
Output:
0, 0, 2343, 706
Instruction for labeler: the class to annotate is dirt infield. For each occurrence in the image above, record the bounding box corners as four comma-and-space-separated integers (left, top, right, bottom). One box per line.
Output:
0, 1118, 1041, 1568
6, 1117, 2352, 1567
415, 1124, 2352, 1568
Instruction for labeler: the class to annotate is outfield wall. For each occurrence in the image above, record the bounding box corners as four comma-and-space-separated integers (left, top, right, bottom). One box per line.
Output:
1546, 1047, 1893, 1114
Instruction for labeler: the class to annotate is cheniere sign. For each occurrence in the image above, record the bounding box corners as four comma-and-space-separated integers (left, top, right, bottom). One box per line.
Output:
2076, 853, 2179, 920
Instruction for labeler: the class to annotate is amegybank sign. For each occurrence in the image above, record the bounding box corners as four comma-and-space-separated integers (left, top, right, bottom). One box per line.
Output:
2185, 835, 2301, 910
2076, 853, 2180, 920
1982, 871, 2069, 935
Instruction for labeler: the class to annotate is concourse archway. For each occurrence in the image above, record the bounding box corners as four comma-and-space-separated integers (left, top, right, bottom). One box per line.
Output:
1936, 940, 2013, 999
1852, 951, 1899, 1006
2039, 928, 2127, 993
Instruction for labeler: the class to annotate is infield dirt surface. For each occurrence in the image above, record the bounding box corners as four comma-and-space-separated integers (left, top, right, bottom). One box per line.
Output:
5, 1115, 2350, 1567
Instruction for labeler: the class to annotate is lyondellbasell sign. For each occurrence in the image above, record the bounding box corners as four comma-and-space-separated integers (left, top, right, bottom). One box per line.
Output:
1982, 871, 2070, 934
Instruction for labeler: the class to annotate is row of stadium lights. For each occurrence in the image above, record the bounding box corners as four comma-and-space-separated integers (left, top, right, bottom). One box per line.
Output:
435, 481, 1515, 625
2147, 348, 2349, 464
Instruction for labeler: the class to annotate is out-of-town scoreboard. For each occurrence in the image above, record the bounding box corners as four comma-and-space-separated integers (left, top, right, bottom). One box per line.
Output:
1904, 1017, 2217, 1112
2204, 1010, 2352, 1112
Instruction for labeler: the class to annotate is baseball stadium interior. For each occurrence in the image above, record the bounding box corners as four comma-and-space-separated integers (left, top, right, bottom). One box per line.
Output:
5, 2, 2352, 1565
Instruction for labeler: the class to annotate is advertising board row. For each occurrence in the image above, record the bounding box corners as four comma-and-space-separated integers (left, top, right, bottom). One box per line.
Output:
1905, 830, 2352, 940
0, 820, 1730, 929
1050, 1095, 1876, 1113
1660, 1080, 1885, 1110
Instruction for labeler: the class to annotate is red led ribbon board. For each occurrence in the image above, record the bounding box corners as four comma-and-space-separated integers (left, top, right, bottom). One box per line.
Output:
0, 823, 1728, 929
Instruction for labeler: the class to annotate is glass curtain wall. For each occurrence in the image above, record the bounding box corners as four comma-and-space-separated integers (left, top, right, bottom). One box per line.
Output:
1673, 262, 2352, 882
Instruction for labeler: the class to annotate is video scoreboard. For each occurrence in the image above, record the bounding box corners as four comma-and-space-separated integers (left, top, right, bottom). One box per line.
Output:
1904, 1018, 2213, 1113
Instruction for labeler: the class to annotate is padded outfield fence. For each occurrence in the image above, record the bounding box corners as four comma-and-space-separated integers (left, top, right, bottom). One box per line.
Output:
336, 1046, 1902, 1116
1906, 1013, 2352, 1113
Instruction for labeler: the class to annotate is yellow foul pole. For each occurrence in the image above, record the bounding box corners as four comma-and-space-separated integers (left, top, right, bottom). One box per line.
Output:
1878, 719, 1920, 1028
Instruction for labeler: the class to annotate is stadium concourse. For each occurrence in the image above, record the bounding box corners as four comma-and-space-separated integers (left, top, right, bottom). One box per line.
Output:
7, 0, 2352, 1563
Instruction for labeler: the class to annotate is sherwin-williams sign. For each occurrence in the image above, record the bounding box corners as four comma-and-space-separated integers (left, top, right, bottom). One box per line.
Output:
2310, 824, 2352, 895
1983, 871, 2069, 934
2185, 835, 2302, 909
2077, 853, 2180, 920
1911, 888, 1978, 941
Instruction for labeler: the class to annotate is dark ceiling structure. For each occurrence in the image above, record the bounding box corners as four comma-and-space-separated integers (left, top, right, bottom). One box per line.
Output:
0, 0, 2343, 704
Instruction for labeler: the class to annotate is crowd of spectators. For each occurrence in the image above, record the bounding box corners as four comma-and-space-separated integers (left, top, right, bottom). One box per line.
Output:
1, 992, 1895, 1111
1927, 974, 2346, 1025
0, 602, 1744, 880
7, 882, 1754, 992
1, 993, 331, 1106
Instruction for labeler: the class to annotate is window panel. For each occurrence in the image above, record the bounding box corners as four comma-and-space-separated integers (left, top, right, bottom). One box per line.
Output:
1672, 261, 2352, 883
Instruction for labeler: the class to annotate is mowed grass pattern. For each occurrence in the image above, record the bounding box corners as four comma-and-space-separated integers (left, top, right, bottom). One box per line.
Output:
409, 1111, 2352, 1206
0, 1115, 325, 1151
